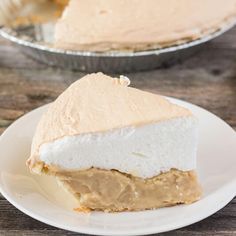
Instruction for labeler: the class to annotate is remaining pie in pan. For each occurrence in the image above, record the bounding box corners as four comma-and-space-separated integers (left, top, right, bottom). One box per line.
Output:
54, 0, 236, 51
27, 73, 202, 212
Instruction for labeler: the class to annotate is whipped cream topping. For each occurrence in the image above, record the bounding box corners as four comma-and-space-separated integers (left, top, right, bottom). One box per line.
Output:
28, 73, 196, 178
54, 0, 236, 51
29, 73, 191, 160
40, 117, 198, 178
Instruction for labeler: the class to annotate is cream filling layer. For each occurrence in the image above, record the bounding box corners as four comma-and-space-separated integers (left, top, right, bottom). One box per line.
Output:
39, 117, 198, 179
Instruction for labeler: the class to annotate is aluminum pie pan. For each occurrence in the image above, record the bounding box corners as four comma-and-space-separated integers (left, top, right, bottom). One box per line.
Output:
0, 19, 236, 73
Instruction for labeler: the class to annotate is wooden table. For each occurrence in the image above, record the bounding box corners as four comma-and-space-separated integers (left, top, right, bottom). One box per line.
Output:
0, 26, 235, 235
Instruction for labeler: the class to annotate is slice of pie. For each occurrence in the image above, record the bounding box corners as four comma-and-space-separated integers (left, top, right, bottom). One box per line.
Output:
27, 73, 202, 212
54, 0, 236, 51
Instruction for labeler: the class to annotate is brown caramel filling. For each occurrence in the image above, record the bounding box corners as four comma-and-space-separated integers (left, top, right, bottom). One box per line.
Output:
51, 168, 202, 212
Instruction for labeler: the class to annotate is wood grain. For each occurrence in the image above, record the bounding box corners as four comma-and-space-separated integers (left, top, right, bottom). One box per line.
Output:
0, 26, 235, 235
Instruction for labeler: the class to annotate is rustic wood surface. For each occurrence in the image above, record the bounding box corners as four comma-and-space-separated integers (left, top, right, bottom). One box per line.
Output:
0, 26, 236, 235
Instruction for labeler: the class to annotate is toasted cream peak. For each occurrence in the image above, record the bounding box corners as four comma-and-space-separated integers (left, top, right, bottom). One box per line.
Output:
28, 73, 192, 171
119, 75, 130, 86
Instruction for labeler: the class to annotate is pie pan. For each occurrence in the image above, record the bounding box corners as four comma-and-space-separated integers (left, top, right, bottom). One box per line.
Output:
0, 19, 236, 73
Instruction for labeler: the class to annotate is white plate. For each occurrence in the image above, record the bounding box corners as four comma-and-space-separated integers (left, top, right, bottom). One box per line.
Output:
0, 97, 235, 236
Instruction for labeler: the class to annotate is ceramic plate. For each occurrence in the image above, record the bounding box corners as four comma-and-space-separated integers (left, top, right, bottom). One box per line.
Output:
0, 97, 235, 236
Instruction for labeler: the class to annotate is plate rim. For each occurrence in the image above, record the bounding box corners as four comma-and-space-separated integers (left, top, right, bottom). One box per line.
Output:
0, 97, 236, 235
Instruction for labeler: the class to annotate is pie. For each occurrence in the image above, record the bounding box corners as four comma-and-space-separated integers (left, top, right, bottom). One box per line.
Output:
54, 0, 236, 51
27, 73, 202, 212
